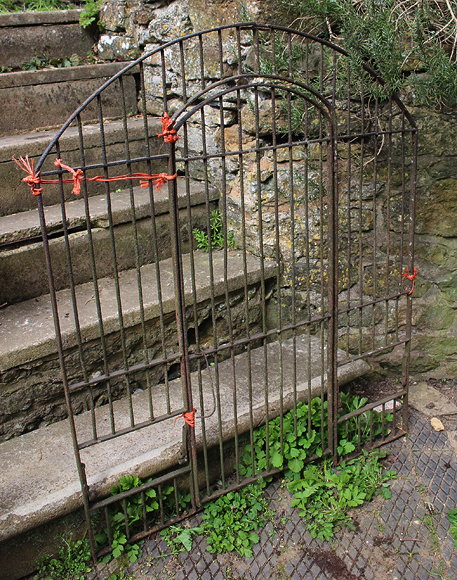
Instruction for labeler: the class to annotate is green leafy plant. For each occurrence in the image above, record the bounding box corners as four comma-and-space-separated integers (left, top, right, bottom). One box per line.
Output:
239, 394, 393, 479
287, 450, 396, 540
159, 482, 270, 558
21, 54, 83, 71
269, 0, 457, 109
160, 524, 204, 554
193, 210, 236, 252
201, 482, 270, 557
79, 0, 103, 29
96, 475, 190, 563
0, 0, 70, 12
447, 509, 457, 548
35, 537, 92, 580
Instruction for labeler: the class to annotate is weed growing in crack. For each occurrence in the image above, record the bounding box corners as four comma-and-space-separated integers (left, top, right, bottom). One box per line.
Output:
34, 537, 91, 580
287, 450, 396, 540
448, 509, 457, 548
193, 210, 236, 252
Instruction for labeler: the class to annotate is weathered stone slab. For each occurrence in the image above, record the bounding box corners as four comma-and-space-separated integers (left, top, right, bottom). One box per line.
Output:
0, 251, 274, 370
0, 251, 277, 438
0, 178, 219, 303
0, 10, 96, 69
0, 116, 164, 216
0, 63, 138, 137
0, 333, 369, 545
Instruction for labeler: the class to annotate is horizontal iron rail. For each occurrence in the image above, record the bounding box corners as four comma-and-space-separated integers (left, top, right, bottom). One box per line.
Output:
89, 464, 192, 511
77, 408, 187, 449
39, 154, 170, 177
337, 340, 409, 366
338, 292, 410, 315
337, 390, 407, 423
174, 137, 332, 164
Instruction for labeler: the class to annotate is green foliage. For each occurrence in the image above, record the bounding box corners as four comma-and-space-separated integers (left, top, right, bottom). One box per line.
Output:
193, 210, 236, 252
202, 483, 270, 557
35, 537, 92, 580
448, 508, 457, 548
239, 394, 393, 479
21, 54, 82, 71
412, 44, 457, 109
287, 450, 396, 540
96, 475, 189, 564
95, 395, 394, 565
0, 0, 70, 12
79, 0, 103, 29
161, 483, 270, 558
270, 0, 457, 109
160, 524, 204, 554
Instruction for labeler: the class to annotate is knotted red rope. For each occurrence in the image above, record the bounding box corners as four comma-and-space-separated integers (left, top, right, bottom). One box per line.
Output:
180, 408, 197, 428
402, 267, 418, 295
54, 158, 84, 195
13, 155, 177, 196
157, 112, 179, 144
12, 156, 43, 195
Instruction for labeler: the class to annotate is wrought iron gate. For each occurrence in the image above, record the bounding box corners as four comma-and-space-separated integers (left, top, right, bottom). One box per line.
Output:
20, 23, 417, 558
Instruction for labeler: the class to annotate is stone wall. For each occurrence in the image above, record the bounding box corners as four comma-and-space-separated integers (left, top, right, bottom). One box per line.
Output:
94, 0, 457, 377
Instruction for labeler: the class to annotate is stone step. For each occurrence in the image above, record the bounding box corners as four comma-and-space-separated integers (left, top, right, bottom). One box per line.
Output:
0, 116, 165, 216
0, 332, 370, 578
0, 62, 138, 137
0, 9, 96, 70
0, 177, 219, 304
0, 250, 277, 440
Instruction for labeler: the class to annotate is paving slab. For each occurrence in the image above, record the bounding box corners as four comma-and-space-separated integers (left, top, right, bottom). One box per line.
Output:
0, 10, 95, 69
0, 63, 138, 137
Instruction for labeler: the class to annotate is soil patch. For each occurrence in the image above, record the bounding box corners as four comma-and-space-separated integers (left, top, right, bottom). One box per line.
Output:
308, 549, 359, 579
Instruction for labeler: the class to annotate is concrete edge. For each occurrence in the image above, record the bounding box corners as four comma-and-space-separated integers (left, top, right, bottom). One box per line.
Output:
0, 62, 135, 89
0, 116, 162, 160
0, 253, 277, 371
0, 9, 83, 27
0, 177, 216, 245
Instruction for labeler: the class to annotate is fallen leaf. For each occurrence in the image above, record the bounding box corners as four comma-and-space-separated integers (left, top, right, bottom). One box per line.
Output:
430, 417, 444, 431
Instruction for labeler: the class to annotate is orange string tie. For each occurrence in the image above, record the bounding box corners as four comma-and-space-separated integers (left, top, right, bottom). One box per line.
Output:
140, 172, 178, 190
54, 158, 84, 196
12, 156, 43, 195
157, 112, 179, 144
182, 408, 197, 428
402, 267, 418, 295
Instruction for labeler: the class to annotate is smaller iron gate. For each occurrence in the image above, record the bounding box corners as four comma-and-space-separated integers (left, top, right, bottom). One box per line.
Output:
18, 23, 417, 559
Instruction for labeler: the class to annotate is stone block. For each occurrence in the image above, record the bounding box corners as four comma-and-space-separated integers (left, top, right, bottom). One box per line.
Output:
0, 63, 138, 137
0, 10, 96, 69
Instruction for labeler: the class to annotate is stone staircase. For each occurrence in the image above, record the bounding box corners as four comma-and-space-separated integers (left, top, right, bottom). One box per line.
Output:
0, 12, 370, 579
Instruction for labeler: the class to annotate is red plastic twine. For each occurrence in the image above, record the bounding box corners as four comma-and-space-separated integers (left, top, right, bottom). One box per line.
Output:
157, 112, 179, 144
402, 267, 418, 295
181, 408, 197, 428
13, 156, 177, 197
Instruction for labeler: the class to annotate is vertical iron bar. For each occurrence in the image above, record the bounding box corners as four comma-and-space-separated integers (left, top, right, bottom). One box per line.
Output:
36, 193, 96, 560
327, 118, 339, 461
167, 142, 200, 509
